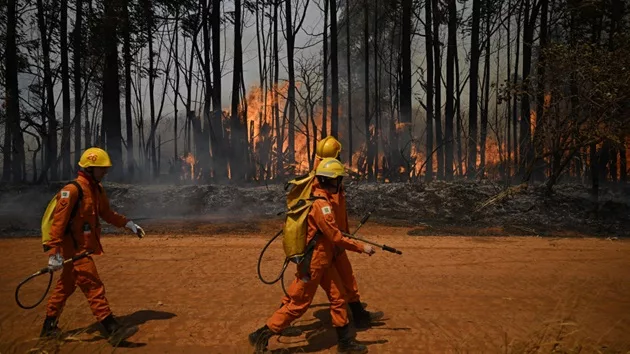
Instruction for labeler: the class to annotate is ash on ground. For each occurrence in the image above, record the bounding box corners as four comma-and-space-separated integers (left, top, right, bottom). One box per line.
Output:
1, 180, 628, 237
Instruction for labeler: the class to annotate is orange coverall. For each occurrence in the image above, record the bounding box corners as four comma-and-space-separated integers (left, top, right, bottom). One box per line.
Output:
45, 171, 129, 322
267, 187, 364, 333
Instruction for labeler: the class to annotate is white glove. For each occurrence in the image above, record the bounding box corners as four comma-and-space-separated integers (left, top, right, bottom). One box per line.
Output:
363, 244, 376, 256
48, 253, 64, 271
125, 220, 145, 238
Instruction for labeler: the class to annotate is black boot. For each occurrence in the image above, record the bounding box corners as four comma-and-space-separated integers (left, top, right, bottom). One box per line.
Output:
349, 302, 384, 329
40, 316, 61, 338
100, 314, 139, 345
336, 324, 368, 354
248, 325, 275, 353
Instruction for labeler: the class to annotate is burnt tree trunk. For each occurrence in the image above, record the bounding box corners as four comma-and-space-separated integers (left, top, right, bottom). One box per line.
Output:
213, 0, 227, 180
286, 0, 296, 168
231, 0, 245, 181
102, 0, 123, 180
6, 0, 25, 182
330, 0, 339, 138
123, 0, 134, 177
74, 0, 83, 165
322, 0, 329, 139
424, 0, 434, 181
364, 0, 374, 180
445, 0, 456, 180
61, 0, 72, 179
432, 0, 443, 179
467, 0, 481, 179
346, 0, 353, 165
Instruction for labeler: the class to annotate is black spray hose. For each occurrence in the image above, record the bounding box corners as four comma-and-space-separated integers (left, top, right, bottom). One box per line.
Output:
15, 251, 93, 310
256, 230, 291, 297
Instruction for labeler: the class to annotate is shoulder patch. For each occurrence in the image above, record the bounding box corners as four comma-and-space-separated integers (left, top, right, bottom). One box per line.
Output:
321, 206, 332, 215
61, 191, 70, 199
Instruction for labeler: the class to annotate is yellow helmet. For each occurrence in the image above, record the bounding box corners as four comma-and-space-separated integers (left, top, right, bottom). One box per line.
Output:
315, 158, 348, 178
78, 147, 112, 168
316, 136, 342, 159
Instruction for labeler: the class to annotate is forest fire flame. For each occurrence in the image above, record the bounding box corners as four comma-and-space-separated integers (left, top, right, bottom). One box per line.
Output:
180, 152, 199, 181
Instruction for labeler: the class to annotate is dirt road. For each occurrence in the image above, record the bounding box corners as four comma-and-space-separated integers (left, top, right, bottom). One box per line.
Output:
1, 221, 629, 353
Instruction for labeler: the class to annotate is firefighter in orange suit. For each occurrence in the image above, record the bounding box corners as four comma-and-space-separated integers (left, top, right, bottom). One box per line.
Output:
282, 136, 384, 328
40, 147, 145, 345
250, 158, 373, 354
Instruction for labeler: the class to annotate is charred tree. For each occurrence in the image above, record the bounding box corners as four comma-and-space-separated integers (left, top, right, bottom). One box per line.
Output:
364, 0, 373, 180
467, 0, 480, 179
346, 0, 353, 165
445, 0, 456, 180
5, 0, 25, 182
286, 0, 296, 168
74, 0, 83, 165
37, 0, 58, 181
519, 0, 535, 180
480, 7, 491, 176
322, 0, 329, 138
231, 0, 245, 181
432, 0, 443, 179
330, 0, 339, 138
212, 0, 227, 180
123, 0, 134, 177
102, 0, 123, 180
61, 0, 72, 179
424, 0, 434, 181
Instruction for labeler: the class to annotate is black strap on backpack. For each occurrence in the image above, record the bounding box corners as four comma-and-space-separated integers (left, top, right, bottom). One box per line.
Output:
43, 181, 84, 252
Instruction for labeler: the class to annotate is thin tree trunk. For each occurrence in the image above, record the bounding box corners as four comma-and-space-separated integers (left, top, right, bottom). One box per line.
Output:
455, 33, 463, 176
144, 0, 157, 177
513, 2, 522, 170
37, 0, 58, 181
506, 6, 511, 180
5, 0, 25, 183
373, 6, 379, 178
286, 0, 296, 168
532, 0, 548, 182
424, 0, 434, 181
174, 9, 180, 162
212, 0, 227, 180
445, 0, 456, 180
364, 0, 373, 180
61, 0, 72, 179
103, 0, 123, 180
231, 0, 244, 181
74, 0, 83, 167
123, 0, 134, 177
200, 0, 212, 179
480, 10, 491, 176
467, 0, 481, 179
273, 1, 282, 176
432, 0, 443, 179
322, 0, 329, 139
520, 0, 536, 180
330, 0, 339, 138
346, 0, 353, 166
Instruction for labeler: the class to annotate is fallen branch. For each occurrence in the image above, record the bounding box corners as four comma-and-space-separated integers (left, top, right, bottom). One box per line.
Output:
474, 182, 529, 214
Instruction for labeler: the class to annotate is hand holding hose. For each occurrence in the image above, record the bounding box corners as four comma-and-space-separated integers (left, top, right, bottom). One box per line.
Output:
48, 253, 64, 271
363, 244, 376, 256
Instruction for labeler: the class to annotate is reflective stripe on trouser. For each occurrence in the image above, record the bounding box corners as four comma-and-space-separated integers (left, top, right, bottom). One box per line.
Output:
268, 266, 348, 333
45, 256, 112, 322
